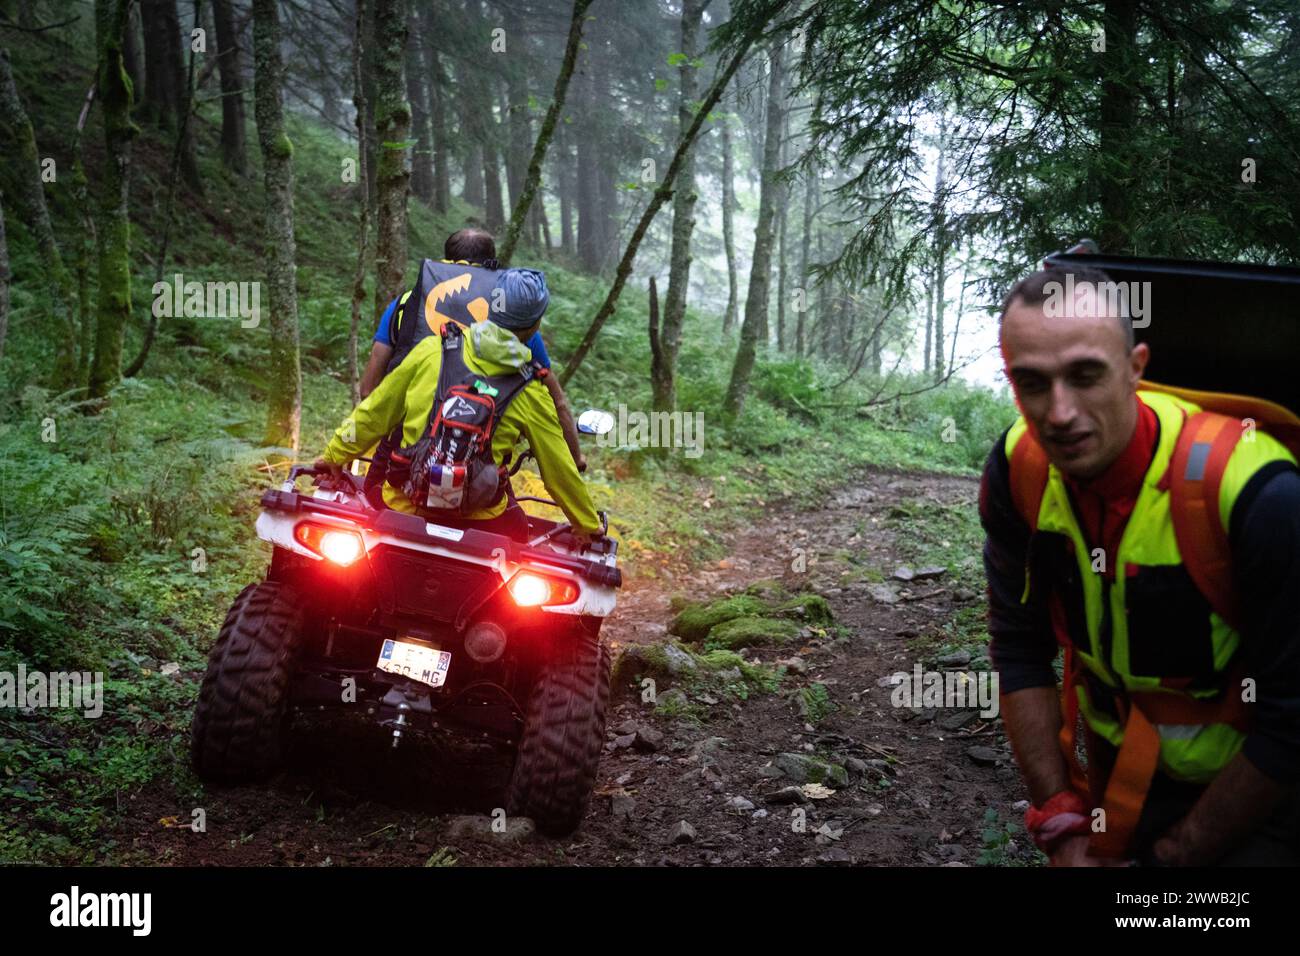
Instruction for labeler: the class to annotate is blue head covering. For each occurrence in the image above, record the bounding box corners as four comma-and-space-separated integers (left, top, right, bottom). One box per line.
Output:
491, 268, 550, 330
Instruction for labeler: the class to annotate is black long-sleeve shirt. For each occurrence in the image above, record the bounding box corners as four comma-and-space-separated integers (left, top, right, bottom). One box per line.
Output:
979, 429, 1300, 786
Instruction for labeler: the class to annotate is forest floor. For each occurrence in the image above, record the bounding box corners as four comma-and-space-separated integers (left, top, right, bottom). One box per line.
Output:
100, 465, 1041, 867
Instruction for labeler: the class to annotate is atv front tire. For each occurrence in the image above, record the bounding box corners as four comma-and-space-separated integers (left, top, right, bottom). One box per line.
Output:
507, 629, 611, 836
191, 581, 305, 782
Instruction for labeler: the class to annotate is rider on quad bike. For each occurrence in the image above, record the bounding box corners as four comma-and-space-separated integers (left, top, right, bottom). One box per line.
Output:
316, 266, 601, 544
191, 267, 617, 835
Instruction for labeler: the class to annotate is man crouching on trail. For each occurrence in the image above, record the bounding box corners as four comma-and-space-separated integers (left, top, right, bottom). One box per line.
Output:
314, 268, 602, 545
981, 265, 1300, 866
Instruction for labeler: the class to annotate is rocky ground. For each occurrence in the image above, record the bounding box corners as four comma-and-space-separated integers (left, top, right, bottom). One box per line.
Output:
106, 466, 1042, 867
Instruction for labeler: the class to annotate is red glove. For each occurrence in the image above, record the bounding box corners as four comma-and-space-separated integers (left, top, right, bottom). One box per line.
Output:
1024, 790, 1091, 853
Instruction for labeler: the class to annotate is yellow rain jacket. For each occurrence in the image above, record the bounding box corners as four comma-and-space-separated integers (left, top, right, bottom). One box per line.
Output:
322, 321, 601, 534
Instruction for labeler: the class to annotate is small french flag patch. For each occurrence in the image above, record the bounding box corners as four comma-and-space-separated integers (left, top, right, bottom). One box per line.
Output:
425, 462, 466, 508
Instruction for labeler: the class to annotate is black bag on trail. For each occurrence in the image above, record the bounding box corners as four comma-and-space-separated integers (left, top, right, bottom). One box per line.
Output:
385, 323, 540, 516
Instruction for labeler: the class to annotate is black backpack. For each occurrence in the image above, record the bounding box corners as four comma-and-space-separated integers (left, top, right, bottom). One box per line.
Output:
384, 323, 541, 516
386, 258, 501, 376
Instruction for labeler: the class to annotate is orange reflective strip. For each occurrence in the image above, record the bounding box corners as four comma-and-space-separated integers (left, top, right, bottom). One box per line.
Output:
1089, 702, 1161, 859
1009, 429, 1050, 527
1130, 667, 1250, 732
1168, 412, 1242, 627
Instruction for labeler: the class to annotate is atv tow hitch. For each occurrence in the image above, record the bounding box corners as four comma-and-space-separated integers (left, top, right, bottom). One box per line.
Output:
378, 685, 433, 749
391, 701, 409, 748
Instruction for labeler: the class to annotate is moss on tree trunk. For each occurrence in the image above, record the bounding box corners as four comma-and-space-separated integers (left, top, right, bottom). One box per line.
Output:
372, 0, 410, 318
654, 0, 706, 414
88, 0, 140, 401
253, 0, 302, 452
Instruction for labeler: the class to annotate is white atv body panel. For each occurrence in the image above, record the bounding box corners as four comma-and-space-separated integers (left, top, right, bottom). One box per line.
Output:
256, 488, 617, 618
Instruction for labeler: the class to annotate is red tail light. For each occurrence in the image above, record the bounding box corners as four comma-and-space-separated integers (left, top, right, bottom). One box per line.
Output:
508, 570, 578, 607
295, 522, 365, 567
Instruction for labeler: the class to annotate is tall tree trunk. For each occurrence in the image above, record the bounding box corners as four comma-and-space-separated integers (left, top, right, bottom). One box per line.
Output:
647, 274, 665, 410
931, 115, 947, 381
503, 27, 529, 214
179, 2, 203, 191
427, 41, 450, 213
482, 138, 505, 232
88, 0, 138, 400
212, 0, 249, 175
0, 196, 8, 362
814, 222, 829, 360
797, 163, 813, 358
776, 193, 788, 352
166, 0, 201, 192
558, 120, 575, 255
349, 0, 371, 406
361, 0, 379, 220
0, 48, 78, 388
122, 0, 143, 94
71, 86, 98, 389
124, 0, 205, 378
575, 61, 602, 272
1097, 0, 1139, 252
724, 40, 784, 416
561, 12, 772, 385
774, 107, 790, 352
594, 145, 618, 270
653, 0, 705, 412
720, 83, 739, 334
538, 201, 552, 249
923, 279, 932, 375
462, 139, 484, 208
139, 0, 177, 127
252, 0, 302, 451
499, 0, 593, 266
948, 254, 967, 376
870, 318, 881, 376
372, 0, 411, 321
405, 7, 433, 204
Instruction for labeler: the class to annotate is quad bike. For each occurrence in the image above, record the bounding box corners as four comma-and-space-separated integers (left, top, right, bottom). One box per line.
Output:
191, 412, 621, 836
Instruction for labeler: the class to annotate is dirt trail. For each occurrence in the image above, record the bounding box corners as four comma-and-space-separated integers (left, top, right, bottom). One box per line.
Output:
108, 467, 1037, 867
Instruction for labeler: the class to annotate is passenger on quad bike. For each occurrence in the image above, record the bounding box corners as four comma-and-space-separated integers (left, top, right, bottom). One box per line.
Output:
317, 266, 601, 544
193, 267, 618, 836
357, 227, 587, 474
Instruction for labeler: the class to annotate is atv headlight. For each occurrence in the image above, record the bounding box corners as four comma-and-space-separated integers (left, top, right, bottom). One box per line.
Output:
295, 522, 365, 567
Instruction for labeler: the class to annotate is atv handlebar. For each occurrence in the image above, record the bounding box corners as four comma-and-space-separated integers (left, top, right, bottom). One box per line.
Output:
290, 456, 610, 547
287, 463, 370, 500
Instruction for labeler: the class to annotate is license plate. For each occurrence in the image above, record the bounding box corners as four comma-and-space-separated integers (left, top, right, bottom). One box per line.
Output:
376, 639, 452, 688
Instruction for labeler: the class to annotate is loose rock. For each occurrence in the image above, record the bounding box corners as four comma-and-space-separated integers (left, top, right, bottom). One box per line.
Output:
668, 820, 696, 845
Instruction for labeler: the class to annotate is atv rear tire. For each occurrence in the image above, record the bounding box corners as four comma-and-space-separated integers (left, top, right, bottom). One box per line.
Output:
192, 581, 305, 782
507, 629, 611, 836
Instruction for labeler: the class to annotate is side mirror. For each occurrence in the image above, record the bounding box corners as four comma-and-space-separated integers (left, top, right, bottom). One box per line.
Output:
577, 409, 615, 436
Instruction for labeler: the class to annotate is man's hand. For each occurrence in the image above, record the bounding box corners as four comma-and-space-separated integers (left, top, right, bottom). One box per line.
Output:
575, 452, 588, 473
1150, 816, 1200, 867
313, 457, 344, 478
